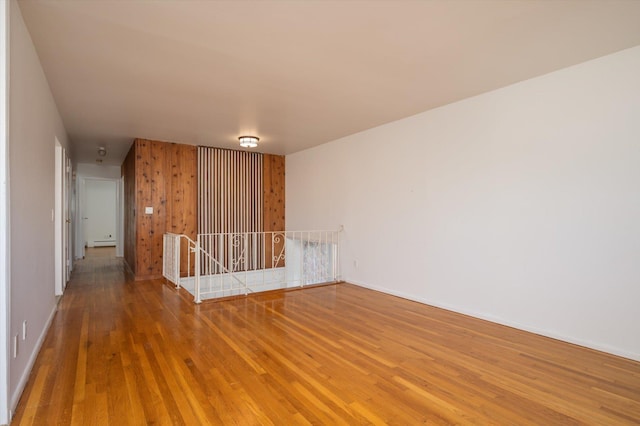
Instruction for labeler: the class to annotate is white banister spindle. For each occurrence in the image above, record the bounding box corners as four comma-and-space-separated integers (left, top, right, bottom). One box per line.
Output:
218, 233, 224, 274
194, 235, 202, 304
163, 230, 340, 302
243, 233, 249, 271
174, 235, 180, 288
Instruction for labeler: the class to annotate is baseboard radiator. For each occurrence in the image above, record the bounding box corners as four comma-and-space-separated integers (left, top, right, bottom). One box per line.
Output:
91, 239, 116, 247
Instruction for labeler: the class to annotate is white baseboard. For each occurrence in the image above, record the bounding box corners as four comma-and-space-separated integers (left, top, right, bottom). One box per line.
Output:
348, 280, 640, 362
87, 240, 115, 248
9, 300, 59, 419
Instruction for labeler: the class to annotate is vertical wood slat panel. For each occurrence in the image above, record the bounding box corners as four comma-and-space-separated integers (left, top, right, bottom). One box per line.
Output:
198, 147, 263, 235
258, 154, 263, 268
197, 147, 265, 271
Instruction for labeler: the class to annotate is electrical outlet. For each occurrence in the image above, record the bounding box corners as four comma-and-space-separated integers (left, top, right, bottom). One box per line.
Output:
23, 320, 27, 340
13, 334, 18, 358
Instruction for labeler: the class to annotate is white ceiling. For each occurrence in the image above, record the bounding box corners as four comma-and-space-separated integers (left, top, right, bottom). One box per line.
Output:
18, 0, 640, 166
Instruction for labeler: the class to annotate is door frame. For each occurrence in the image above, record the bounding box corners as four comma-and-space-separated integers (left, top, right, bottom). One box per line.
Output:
54, 139, 68, 296
77, 176, 122, 259
65, 156, 72, 281
1, 1, 10, 422
116, 176, 124, 257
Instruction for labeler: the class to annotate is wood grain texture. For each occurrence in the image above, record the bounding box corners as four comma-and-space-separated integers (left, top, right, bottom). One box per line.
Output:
122, 143, 136, 274
12, 249, 640, 425
149, 139, 167, 276
135, 138, 153, 279
262, 154, 285, 232
263, 154, 285, 268
123, 139, 197, 280
198, 147, 263, 235
168, 143, 197, 276
198, 148, 284, 271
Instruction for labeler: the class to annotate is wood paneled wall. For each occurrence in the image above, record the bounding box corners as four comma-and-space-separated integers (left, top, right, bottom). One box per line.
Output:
122, 139, 197, 280
263, 154, 285, 232
122, 146, 137, 274
123, 140, 284, 280
263, 154, 286, 267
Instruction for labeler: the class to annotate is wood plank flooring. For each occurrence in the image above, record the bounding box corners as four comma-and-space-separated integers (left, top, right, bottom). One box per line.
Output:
12, 247, 640, 424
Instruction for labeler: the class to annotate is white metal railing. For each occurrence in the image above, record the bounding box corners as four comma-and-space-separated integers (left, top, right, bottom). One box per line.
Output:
163, 230, 341, 303
162, 233, 181, 285
163, 232, 243, 303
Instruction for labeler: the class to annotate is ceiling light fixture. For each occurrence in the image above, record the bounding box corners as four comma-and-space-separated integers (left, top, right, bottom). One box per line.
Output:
238, 136, 259, 148
97, 147, 107, 157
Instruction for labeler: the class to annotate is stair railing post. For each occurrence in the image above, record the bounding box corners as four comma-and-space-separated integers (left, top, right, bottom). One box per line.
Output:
174, 234, 181, 289
244, 233, 249, 295
194, 235, 202, 304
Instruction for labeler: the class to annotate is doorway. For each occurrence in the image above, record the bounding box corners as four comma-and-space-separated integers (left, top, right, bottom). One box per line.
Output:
54, 139, 70, 296
77, 177, 121, 259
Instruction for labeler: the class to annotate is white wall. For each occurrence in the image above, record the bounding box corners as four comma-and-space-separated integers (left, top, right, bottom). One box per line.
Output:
0, 1, 9, 423
76, 163, 120, 180
84, 179, 117, 247
287, 45, 640, 361
8, 0, 70, 415
75, 163, 121, 258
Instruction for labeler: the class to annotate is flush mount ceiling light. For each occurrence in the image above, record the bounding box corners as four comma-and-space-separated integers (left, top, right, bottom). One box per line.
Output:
238, 136, 259, 148
97, 147, 107, 157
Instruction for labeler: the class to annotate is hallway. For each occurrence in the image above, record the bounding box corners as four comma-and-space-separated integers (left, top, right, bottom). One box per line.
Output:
11, 250, 640, 424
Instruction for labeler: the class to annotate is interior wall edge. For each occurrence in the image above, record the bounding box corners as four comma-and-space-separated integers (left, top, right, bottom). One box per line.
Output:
8, 0, 71, 413
0, 0, 8, 423
348, 280, 640, 363
9, 301, 57, 415
286, 45, 640, 362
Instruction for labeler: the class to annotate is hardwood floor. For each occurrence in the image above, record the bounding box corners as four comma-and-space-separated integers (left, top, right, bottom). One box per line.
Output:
12, 249, 640, 425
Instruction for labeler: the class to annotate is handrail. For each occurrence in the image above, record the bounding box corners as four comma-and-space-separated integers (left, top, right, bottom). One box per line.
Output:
195, 235, 246, 294
163, 229, 341, 303
174, 233, 238, 278
164, 233, 247, 303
